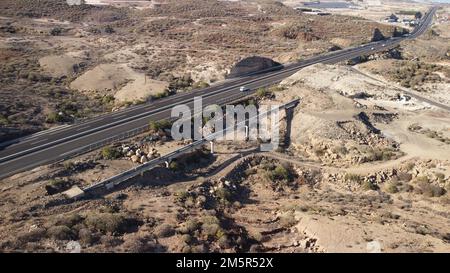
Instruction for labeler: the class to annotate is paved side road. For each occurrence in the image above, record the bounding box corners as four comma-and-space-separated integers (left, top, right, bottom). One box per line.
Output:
350, 67, 450, 112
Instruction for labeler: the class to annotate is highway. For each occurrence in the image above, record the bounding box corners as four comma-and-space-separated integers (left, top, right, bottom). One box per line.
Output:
0, 6, 438, 180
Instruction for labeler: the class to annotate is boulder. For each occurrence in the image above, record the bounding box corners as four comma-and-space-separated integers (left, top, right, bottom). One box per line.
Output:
371, 28, 386, 42
122, 146, 130, 154
131, 155, 139, 163
227, 56, 282, 78
140, 155, 148, 164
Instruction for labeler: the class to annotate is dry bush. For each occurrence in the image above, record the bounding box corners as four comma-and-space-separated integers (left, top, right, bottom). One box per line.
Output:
17, 228, 47, 243
279, 211, 297, 228
46, 225, 75, 241
154, 223, 175, 238
85, 212, 138, 234
416, 182, 446, 198
122, 235, 159, 253
52, 213, 83, 228
178, 219, 199, 234
78, 228, 96, 246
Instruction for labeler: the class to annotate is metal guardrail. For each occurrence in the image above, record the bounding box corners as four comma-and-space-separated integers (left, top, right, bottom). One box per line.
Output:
56, 92, 251, 168
82, 99, 300, 193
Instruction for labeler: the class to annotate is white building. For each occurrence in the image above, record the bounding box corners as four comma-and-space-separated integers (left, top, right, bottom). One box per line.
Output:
66, 0, 85, 5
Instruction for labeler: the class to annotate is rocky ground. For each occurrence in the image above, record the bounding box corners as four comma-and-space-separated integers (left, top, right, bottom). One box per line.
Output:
0, 0, 402, 142
1, 56, 449, 252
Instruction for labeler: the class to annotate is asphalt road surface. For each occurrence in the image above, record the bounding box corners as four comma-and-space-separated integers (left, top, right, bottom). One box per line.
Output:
0, 7, 438, 180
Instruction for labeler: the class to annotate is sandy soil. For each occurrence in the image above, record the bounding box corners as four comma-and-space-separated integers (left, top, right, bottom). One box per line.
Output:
70, 63, 168, 102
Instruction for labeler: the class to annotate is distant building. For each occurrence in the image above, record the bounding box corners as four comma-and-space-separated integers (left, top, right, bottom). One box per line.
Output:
402, 18, 418, 26
295, 7, 330, 16
66, 0, 85, 5
385, 13, 399, 23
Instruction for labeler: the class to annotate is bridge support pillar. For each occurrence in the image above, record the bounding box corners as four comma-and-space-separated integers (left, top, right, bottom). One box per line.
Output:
245, 125, 249, 141
210, 141, 214, 154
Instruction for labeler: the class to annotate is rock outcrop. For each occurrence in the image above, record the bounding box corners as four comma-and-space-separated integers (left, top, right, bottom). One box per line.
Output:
227, 56, 282, 78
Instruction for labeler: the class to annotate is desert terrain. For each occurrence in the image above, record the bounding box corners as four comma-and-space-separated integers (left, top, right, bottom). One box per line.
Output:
0, 0, 449, 253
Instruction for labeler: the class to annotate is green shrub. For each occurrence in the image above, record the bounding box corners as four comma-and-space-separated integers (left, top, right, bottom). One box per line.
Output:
249, 230, 263, 242
361, 180, 378, 191
217, 234, 230, 249
45, 179, 71, 195
202, 223, 221, 238
397, 10, 418, 16
169, 161, 179, 171
368, 148, 396, 161
169, 74, 193, 91
344, 173, 362, 183
0, 114, 10, 125
149, 119, 172, 132
151, 90, 170, 100
50, 27, 62, 36
181, 234, 192, 244
192, 81, 210, 89
102, 95, 115, 104
215, 187, 232, 202
85, 213, 129, 234
415, 176, 429, 184
202, 215, 220, 225
63, 161, 75, 171
102, 146, 121, 160
175, 190, 191, 203
46, 112, 64, 123
385, 182, 399, 193
178, 219, 199, 234
267, 165, 291, 181
255, 87, 272, 98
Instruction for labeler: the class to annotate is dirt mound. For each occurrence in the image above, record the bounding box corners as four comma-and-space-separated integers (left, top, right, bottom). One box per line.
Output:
70, 64, 168, 102
39, 54, 86, 78
289, 110, 400, 166
227, 56, 282, 78
280, 63, 399, 100
291, 112, 380, 145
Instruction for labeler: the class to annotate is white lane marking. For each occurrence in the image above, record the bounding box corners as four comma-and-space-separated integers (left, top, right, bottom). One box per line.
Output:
30, 138, 48, 145
76, 126, 91, 132
0, 37, 415, 163
18, 136, 40, 143
113, 114, 128, 120
0, 89, 240, 167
